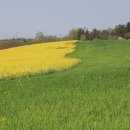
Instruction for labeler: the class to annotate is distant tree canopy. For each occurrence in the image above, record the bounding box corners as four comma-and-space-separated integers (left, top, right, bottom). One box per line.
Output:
0, 21, 130, 50
65, 21, 130, 41
0, 33, 61, 50
34, 32, 61, 43
66, 28, 86, 40
126, 22, 130, 32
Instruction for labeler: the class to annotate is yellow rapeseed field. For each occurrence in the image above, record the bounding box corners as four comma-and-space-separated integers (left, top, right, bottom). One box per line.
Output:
0, 41, 79, 79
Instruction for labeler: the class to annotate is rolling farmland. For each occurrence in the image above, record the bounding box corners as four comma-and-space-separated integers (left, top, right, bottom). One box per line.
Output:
1, 40, 130, 129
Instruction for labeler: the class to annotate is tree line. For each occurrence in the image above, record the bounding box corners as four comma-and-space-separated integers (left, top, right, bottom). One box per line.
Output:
64, 21, 130, 41
0, 34, 61, 50
0, 21, 130, 50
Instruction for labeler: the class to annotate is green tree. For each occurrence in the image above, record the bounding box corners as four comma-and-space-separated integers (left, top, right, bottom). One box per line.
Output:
115, 24, 126, 37
35, 32, 45, 42
126, 22, 130, 32
76, 28, 86, 40
80, 34, 86, 41
85, 29, 90, 40
92, 29, 99, 39
88, 32, 94, 41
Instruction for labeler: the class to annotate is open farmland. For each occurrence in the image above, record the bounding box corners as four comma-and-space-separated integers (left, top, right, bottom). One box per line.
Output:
0, 41, 79, 79
1, 40, 130, 129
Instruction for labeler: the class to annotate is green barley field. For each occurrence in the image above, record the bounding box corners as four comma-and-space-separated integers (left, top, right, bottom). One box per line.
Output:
1, 40, 130, 130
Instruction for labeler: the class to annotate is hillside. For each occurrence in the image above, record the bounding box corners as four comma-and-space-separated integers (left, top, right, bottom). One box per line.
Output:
1, 40, 130, 129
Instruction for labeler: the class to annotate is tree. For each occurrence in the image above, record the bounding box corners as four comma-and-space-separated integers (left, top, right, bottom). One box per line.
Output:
80, 34, 86, 41
35, 32, 44, 42
76, 28, 86, 40
67, 28, 86, 40
88, 32, 94, 41
115, 24, 126, 37
85, 29, 90, 40
92, 29, 99, 39
100, 30, 110, 40
68, 29, 78, 40
126, 22, 130, 32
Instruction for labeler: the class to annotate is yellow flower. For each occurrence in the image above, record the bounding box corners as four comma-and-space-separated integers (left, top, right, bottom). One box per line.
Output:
0, 41, 79, 79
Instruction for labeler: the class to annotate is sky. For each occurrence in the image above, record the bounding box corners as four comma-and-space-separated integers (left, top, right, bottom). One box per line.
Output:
0, 0, 130, 39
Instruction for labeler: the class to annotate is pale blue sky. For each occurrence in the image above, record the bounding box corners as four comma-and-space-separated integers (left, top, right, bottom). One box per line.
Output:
0, 0, 130, 39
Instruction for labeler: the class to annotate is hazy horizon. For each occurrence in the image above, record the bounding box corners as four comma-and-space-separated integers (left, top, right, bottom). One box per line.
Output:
0, 0, 130, 39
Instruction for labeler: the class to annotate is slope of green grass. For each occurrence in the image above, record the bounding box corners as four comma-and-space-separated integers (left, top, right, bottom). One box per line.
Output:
1, 40, 130, 130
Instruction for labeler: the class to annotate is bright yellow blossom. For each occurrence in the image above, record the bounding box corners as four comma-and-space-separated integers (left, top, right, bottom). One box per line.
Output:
0, 41, 79, 79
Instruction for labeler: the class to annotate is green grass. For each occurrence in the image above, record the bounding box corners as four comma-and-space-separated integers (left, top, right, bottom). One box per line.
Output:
1, 40, 130, 130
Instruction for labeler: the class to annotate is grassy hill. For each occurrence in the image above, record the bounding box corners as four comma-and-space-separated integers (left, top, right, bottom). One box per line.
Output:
1, 40, 130, 129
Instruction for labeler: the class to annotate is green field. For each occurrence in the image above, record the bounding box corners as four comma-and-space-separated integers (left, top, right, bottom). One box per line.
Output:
1, 40, 130, 130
